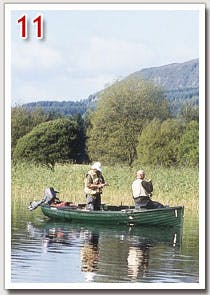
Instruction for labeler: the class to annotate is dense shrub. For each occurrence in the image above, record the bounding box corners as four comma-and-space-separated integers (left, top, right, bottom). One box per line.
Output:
136, 119, 198, 167
13, 118, 81, 168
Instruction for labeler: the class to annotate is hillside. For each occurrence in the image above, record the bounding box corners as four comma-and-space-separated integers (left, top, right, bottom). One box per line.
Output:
129, 59, 198, 91
22, 59, 199, 116
127, 59, 199, 113
22, 100, 89, 117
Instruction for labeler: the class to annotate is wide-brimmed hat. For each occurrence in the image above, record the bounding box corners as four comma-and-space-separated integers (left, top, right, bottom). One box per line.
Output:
91, 162, 102, 172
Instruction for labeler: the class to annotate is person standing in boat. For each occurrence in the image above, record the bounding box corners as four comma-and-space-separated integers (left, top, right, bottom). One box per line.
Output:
84, 162, 107, 211
131, 170, 164, 209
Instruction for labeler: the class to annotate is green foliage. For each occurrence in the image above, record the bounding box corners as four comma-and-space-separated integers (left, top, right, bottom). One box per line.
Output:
87, 77, 170, 166
13, 118, 81, 168
11, 61, 199, 168
11, 106, 50, 154
179, 103, 199, 122
73, 114, 89, 163
136, 119, 185, 167
178, 121, 199, 166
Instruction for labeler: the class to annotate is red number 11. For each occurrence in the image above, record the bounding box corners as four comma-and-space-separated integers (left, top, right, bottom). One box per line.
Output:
18, 15, 43, 39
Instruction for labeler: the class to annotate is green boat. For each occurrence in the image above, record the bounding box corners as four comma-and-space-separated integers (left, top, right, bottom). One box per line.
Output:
41, 204, 184, 227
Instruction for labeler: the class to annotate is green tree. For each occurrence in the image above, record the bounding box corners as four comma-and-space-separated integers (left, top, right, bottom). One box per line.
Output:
73, 113, 89, 163
87, 77, 170, 166
178, 120, 199, 166
13, 118, 81, 168
136, 119, 185, 166
11, 106, 49, 154
135, 119, 162, 165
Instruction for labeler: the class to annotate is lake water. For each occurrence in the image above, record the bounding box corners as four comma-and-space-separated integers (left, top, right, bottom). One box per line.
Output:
10, 203, 199, 285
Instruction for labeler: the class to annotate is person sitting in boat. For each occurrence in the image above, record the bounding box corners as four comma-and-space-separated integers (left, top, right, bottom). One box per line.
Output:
84, 162, 107, 211
131, 170, 164, 209
44, 187, 71, 207
28, 187, 61, 211
44, 187, 61, 205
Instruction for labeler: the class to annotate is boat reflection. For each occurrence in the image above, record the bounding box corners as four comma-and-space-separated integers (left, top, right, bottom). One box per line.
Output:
27, 221, 183, 282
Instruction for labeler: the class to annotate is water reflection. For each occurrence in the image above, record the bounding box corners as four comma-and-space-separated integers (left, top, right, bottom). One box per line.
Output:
26, 220, 182, 282
127, 244, 149, 280
80, 230, 99, 282
80, 231, 99, 272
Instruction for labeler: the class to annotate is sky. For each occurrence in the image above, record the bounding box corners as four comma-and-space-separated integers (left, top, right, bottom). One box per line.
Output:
9, 4, 200, 105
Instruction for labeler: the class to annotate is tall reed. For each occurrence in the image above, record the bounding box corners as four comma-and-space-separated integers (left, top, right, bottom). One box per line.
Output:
12, 162, 199, 213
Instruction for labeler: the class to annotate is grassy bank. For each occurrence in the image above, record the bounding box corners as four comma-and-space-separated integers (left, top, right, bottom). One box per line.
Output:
12, 162, 199, 213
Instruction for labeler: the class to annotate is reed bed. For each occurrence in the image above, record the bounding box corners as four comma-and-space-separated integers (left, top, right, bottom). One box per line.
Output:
12, 162, 199, 213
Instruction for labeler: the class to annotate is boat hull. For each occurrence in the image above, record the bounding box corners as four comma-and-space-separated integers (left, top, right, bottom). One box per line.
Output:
41, 205, 184, 227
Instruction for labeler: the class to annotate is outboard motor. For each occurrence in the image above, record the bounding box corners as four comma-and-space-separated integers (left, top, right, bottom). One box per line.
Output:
28, 200, 40, 211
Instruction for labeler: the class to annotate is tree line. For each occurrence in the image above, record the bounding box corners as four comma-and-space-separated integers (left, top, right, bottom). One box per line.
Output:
23, 100, 89, 117
12, 77, 199, 168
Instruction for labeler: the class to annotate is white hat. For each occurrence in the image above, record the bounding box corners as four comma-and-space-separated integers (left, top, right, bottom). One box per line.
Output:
91, 162, 102, 172
137, 170, 145, 175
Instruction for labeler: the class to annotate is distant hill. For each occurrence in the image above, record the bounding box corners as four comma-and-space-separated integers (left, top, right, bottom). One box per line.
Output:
129, 59, 198, 90
22, 59, 199, 116
127, 59, 199, 113
22, 100, 90, 117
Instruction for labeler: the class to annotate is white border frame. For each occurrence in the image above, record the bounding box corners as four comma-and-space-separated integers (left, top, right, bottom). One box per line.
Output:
4, 3, 206, 290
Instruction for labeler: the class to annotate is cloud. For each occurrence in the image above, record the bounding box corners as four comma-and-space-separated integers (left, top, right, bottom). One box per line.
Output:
11, 34, 197, 104
67, 36, 155, 78
12, 36, 157, 103
12, 41, 63, 72
12, 72, 117, 104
